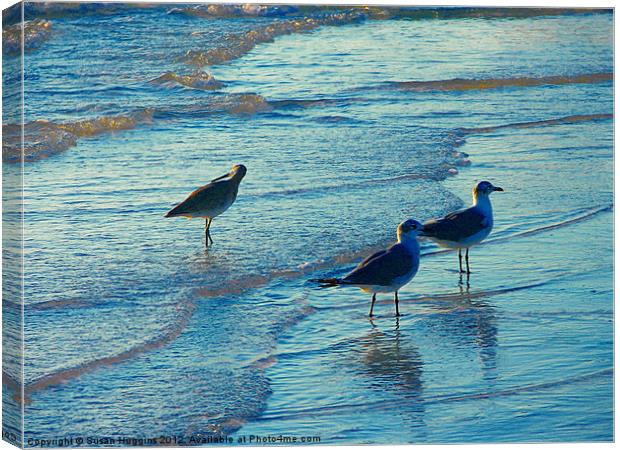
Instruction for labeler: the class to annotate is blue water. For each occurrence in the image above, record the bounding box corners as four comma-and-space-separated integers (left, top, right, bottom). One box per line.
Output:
2, 5, 613, 445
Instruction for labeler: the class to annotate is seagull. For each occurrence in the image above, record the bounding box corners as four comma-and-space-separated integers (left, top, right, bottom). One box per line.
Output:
317, 219, 423, 317
421, 180, 503, 274
165, 164, 247, 247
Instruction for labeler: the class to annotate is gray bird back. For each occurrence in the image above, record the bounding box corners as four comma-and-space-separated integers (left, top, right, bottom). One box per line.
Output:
343, 244, 417, 286
423, 207, 487, 242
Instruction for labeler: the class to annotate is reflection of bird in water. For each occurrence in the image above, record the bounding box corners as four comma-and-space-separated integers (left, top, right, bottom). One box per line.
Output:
421, 181, 503, 276
165, 164, 247, 247
359, 319, 424, 398
429, 285, 499, 379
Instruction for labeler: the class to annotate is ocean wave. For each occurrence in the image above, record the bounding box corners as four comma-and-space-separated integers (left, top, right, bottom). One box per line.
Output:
385, 72, 613, 92
58, 108, 154, 137
174, 6, 610, 69
3, 2, 168, 25
2, 19, 52, 56
4, 293, 317, 407
4, 91, 376, 163
6, 4, 607, 27
360, 6, 611, 20
158, 93, 275, 118
170, 5, 610, 22
251, 163, 465, 202
6, 92, 612, 164
459, 113, 613, 134
269, 97, 360, 109
3, 121, 77, 163
208, 93, 272, 115
150, 71, 224, 90
170, 4, 300, 19
4, 298, 195, 404
182, 11, 366, 67
2, 109, 154, 163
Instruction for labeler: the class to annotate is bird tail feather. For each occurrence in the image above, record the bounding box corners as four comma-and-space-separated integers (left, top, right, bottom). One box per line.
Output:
312, 277, 344, 288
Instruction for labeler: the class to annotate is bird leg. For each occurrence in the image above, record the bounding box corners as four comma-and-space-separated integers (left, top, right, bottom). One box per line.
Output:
394, 291, 400, 317
458, 249, 464, 273
465, 248, 470, 274
205, 218, 213, 246
369, 293, 377, 317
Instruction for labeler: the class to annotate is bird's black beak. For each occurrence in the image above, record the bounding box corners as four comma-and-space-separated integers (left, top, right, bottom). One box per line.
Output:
493, 186, 504, 192
211, 173, 230, 182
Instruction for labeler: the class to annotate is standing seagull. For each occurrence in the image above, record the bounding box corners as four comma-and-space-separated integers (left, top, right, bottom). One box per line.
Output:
317, 219, 423, 317
421, 180, 503, 274
165, 164, 247, 247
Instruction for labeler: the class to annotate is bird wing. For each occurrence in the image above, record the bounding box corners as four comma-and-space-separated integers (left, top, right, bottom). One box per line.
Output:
343, 244, 416, 287
422, 207, 487, 242
166, 179, 236, 217
356, 249, 388, 268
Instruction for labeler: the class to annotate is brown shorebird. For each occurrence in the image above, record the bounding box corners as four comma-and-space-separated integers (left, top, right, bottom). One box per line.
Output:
421, 180, 503, 275
317, 219, 423, 317
165, 164, 247, 247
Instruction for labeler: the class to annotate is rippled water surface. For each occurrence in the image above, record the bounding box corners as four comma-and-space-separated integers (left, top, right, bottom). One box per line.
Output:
2, 4, 613, 444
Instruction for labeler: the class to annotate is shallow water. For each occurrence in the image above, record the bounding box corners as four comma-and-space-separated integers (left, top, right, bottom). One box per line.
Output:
1, 5, 613, 444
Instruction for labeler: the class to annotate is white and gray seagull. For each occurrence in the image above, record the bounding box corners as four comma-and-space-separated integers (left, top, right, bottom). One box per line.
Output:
421, 180, 503, 274
317, 219, 423, 317
165, 164, 247, 247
